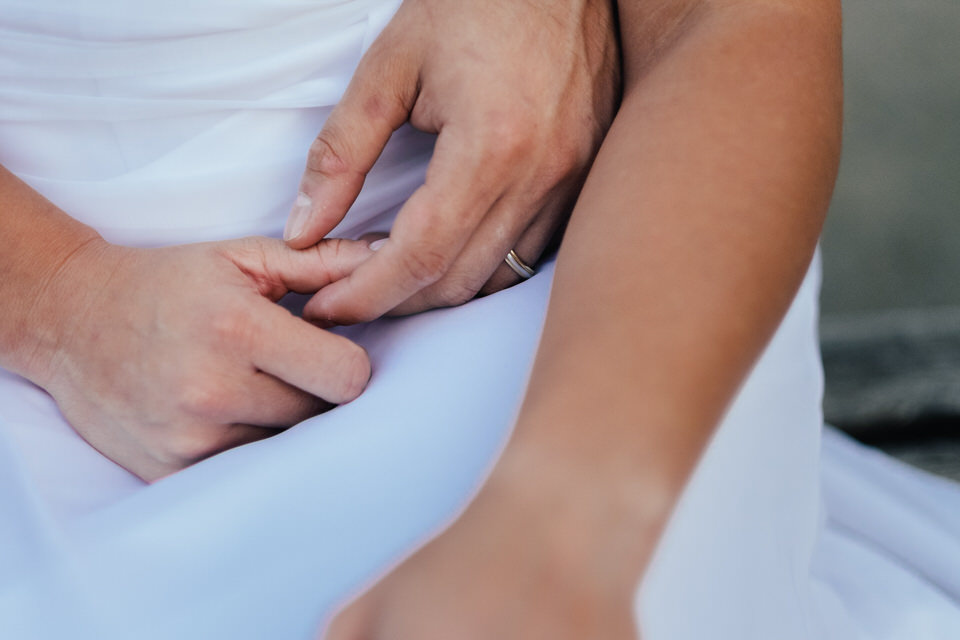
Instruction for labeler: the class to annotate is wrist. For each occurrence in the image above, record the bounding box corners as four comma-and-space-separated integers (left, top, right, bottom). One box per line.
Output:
483, 431, 678, 595
2, 227, 111, 387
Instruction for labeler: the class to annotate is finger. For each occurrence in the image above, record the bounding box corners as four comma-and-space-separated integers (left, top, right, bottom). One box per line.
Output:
249, 301, 371, 404
477, 178, 578, 295
233, 371, 332, 428
479, 203, 562, 295
228, 237, 377, 301
285, 41, 420, 248
389, 194, 559, 315
303, 133, 506, 324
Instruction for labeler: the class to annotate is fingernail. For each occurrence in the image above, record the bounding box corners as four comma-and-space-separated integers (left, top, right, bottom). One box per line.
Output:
284, 192, 312, 242
369, 238, 388, 252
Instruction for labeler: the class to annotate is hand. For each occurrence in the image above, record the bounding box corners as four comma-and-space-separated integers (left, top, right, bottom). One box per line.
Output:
285, 0, 620, 323
35, 236, 375, 482
321, 460, 643, 640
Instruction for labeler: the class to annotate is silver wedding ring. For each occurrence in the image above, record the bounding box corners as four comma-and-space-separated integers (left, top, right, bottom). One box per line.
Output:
504, 249, 536, 280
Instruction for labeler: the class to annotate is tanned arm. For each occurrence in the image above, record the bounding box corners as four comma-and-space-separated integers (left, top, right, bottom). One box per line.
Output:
323, 2, 842, 636
501, 0, 843, 586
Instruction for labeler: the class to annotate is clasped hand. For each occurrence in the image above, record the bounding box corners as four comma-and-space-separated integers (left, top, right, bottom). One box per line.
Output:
33, 0, 620, 488
29, 0, 631, 633
285, 0, 620, 324
37, 236, 375, 482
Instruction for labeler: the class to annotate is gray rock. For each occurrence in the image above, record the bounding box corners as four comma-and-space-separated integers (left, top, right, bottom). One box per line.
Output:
820, 307, 960, 481
821, 306, 960, 437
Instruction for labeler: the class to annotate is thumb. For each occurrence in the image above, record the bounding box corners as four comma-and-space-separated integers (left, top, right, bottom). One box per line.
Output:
285, 44, 419, 249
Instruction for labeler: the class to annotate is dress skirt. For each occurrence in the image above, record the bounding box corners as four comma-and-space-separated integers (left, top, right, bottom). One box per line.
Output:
1, 1, 959, 637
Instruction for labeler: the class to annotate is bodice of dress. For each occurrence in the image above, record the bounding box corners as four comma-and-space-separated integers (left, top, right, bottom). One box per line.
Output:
0, 0, 433, 246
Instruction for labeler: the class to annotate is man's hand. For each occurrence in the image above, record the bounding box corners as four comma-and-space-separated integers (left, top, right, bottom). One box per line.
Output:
37, 236, 375, 482
285, 0, 620, 323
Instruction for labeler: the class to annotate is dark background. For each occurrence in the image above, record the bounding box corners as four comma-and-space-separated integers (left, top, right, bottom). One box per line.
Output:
819, 0, 960, 479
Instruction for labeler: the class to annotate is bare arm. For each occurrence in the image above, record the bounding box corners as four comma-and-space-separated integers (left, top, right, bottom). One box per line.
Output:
0, 167, 103, 381
500, 0, 843, 581
0, 167, 373, 481
324, 0, 842, 636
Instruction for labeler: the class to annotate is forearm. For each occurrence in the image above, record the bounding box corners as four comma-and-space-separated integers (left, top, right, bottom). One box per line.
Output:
494, 0, 841, 584
0, 166, 103, 383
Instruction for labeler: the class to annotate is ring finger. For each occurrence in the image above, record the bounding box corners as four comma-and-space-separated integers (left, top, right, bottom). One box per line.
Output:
388, 194, 565, 315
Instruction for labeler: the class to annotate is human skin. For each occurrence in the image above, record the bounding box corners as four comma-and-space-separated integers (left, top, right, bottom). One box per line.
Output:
286, 0, 620, 322
0, 0, 616, 481
0, 167, 375, 481
321, 0, 843, 638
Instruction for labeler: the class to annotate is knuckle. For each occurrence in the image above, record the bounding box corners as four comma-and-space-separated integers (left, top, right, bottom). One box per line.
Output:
210, 308, 256, 346
359, 81, 409, 127
484, 115, 534, 162
313, 238, 352, 281
307, 130, 352, 178
398, 243, 452, 286
178, 378, 230, 419
434, 277, 480, 307
334, 343, 371, 402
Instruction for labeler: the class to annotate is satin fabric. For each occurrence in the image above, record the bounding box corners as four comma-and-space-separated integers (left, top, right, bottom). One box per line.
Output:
1, 1, 959, 638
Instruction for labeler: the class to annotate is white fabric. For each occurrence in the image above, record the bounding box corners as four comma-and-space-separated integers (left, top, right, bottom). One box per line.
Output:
1, 1, 959, 638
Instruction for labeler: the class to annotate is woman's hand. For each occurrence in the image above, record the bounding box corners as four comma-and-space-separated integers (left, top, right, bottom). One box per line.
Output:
321, 455, 646, 640
33, 236, 375, 482
286, 0, 620, 323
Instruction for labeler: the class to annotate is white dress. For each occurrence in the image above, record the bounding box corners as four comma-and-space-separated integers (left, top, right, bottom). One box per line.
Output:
1, 1, 958, 638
